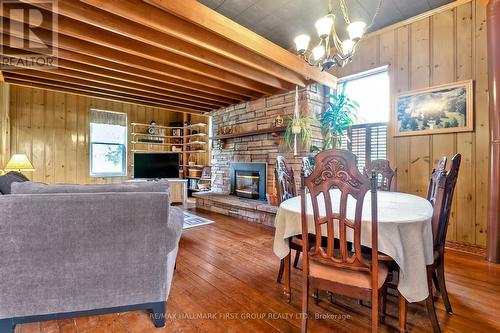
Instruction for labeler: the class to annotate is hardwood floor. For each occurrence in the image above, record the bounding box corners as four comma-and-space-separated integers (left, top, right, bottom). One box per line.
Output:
17, 209, 500, 333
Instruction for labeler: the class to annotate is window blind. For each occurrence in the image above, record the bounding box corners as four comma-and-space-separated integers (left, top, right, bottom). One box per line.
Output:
342, 122, 387, 171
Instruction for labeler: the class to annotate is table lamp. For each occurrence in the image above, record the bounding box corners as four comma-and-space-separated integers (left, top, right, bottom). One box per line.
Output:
4, 154, 35, 172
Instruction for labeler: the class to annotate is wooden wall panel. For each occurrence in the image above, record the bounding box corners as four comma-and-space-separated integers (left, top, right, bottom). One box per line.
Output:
0, 83, 10, 169
332, 0, 488, 246
8, 85, 209, 184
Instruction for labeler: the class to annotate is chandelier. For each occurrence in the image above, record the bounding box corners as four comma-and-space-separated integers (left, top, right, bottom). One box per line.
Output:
294, 0, 382, 71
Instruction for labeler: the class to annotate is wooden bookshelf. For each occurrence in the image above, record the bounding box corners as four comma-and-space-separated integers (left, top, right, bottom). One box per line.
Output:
130, 120, 209, 178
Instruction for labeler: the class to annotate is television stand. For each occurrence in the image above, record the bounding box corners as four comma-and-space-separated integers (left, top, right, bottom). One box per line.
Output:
166, 179, 188, 205
127, 179, 187, 205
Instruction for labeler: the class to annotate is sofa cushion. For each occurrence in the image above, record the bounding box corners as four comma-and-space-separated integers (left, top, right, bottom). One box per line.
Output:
0, 171, 30, 194
11, 180, 169, 194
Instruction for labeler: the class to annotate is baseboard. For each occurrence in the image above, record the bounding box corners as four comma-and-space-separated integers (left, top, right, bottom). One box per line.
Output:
446, 240, 487, 257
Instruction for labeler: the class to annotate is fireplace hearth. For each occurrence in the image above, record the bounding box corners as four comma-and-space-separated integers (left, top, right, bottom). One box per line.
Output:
230, 163, 266, 201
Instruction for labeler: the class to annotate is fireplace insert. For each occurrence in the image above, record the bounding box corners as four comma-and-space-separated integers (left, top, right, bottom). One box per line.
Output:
230, 162, 266, 201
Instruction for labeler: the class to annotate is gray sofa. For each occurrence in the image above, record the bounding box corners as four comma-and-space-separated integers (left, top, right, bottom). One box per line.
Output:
0, 180, 183, 332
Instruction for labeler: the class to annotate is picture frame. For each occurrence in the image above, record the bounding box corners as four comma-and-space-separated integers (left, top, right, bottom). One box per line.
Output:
393, 80, 473, 137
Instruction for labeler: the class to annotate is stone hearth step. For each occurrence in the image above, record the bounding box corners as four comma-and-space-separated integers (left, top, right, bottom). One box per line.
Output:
193, 192, 277, 227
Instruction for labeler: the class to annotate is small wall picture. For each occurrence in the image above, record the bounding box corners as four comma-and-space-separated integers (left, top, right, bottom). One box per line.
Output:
394, 80, 473, 136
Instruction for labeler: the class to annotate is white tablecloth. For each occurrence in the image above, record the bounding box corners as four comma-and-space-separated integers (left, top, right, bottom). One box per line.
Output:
273, 190, 434, 303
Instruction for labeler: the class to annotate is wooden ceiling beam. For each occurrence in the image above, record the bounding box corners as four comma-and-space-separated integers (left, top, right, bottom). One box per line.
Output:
52, 15, 285, 94
3, 68, 216, 111
77, 0, 314, 88
21, 0, 299, 90
49, 58, 233, 107
3, 73, 206, 114
81, 0, 336, 88
5, 77, 204, 115
0, 35, 249, 102
146, 0, 338, 87
1, 19, 265, 99
1, 53, 227, 108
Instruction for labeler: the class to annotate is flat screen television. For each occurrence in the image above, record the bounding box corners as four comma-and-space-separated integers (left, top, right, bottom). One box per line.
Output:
133, 153, 180, 179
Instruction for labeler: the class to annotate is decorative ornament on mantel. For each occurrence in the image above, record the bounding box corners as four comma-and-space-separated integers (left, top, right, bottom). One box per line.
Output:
294, 0, 382, 71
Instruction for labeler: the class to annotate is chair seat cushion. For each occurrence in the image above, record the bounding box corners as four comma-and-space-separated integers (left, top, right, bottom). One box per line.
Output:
309, 259, 388, 290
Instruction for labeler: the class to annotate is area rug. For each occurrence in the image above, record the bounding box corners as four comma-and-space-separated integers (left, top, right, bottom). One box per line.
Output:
183, 211, 214, 229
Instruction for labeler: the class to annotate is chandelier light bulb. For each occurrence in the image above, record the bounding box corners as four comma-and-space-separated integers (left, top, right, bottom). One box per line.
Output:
314, 15, 334, 38
347, 21, 366, 41
294, 34, 311, 53
312, 45, 326, 61
341, 39, 355, 55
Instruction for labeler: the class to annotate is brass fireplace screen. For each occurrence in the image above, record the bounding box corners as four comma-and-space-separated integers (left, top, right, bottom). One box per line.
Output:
235, 171, 260, 197
230, 162, 267, 201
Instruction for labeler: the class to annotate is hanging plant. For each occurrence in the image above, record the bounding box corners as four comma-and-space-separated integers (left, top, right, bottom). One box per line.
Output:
311, 83, 359, 152
284, 116, 314, 151
283, 86, 318, 155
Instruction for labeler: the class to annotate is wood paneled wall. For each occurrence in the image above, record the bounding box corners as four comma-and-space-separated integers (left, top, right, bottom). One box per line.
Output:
0, 83, 10, 169
7, 84, 209, 184
332, 0, 488, 246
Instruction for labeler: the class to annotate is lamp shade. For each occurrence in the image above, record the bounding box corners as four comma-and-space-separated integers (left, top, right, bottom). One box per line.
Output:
4, 154, 35, 172
294, 34, 311, 53
347, 21, 366, 41
341, 39, 356, 55
312, 45, 326, 61
315, 15, 334, 38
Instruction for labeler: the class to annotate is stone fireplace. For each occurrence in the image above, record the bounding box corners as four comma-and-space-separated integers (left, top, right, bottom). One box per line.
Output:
230, 162, 266, 201
194, 84, 325, 226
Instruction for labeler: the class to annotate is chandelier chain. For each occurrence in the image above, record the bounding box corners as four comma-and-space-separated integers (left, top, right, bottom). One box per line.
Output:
339, 0, 351, 24
366, 0, 383, 31
337, 0, 383, 30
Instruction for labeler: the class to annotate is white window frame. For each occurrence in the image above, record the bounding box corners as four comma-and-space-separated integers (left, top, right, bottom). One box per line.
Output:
336, 66, 390, 170
89, 110, 128, 177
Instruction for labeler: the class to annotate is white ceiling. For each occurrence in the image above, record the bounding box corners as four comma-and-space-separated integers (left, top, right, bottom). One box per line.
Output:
198, 0, 454, 49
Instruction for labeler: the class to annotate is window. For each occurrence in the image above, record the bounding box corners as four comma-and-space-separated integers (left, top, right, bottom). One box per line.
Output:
89, 110, 127, 177
337, 67, 390, 170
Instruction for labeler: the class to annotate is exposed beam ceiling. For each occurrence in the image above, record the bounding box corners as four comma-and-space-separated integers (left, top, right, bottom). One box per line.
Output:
0, 0, 337, 113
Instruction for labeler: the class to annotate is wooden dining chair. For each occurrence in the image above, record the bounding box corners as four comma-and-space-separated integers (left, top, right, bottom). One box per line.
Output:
275, 156, 303, 283
400, 154, 461, 333
301, 156, 315, 177
430, 154, 461, 316
427, 156, 447, 206
299, 149, 389, 333
365, 159, 397, 191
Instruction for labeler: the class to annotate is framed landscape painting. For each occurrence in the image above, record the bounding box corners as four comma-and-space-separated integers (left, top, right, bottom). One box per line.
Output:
394, 80, 473, 136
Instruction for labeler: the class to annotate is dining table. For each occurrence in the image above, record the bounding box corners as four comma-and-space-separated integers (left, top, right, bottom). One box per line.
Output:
273, 189, 434, 303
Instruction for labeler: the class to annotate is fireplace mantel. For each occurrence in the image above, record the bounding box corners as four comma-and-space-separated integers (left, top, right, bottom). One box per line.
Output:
210, 127, 285, 148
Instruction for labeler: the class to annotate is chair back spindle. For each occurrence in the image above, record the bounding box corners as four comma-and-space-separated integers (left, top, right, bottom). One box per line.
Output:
275, 156, 297, 204
427, 157, 447, 206
364, 159, 397, 191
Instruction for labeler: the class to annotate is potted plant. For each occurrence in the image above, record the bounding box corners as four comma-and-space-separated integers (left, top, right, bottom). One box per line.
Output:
311, 83, 359, 152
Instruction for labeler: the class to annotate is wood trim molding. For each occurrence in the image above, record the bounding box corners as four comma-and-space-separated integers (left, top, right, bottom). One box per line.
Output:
364, 0, 474, 38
